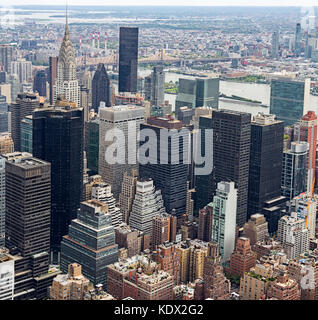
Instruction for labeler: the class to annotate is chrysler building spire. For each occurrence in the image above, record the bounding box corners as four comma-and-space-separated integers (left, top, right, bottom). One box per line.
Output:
53, 3, 80, 107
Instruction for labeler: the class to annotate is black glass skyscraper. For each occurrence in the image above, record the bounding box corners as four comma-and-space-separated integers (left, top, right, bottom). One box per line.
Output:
118, 27, 138, 93
33, 70, 48, 97
195, 115, 215, 211
247, 114, 284, 218
32, 102, 84, 256
92, 63, 111, 111
212, 109, 251, 227
139, 117, 189, 217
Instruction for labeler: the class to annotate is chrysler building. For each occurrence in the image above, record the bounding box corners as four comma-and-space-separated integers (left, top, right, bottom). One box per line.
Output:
53, 9, 80, 107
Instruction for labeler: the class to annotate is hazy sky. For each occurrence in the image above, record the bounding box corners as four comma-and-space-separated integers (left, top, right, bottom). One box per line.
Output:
1, 0, 317, 7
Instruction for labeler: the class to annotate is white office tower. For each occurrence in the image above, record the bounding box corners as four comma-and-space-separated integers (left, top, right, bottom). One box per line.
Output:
53, 11, 80, 107
290, 193, 317, 238
98, 105, 145, 200
91, 182, 122, 228
10, 59, 32, 84
211, 181, 237, 263
129, 179, 166, 239
0, 249, 14, 300
277, 212, 309, 260
0, 157, 4, 247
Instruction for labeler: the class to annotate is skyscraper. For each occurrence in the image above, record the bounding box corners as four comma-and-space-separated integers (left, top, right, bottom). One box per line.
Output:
152, 213, 171, 249
4, 152, 51, 258
98, 105, 144, 199
129, 178, 166, 239
212, 109, 251, 227
0, 157, 5, 248
295, 23, 302, 56
294, 111, 317, 192
60, 200, 118, 288
49, 56, 58, 105
281, 141, 308, 200
248, 113, 284, 217
0, 45, 13, 73
139, 116, 189, 217
53, 12, 80, 107
92, 63, 111, 111
271, 31, 279, 59
175, 77, 219, 115
277, 212, 309, 259
211, 181, 237, 262
91, 182, 122, 228
150, 66, 165, 107
269, 78, 310, 126
11, 92, 39, 151
203, 242, 231, 300
11, 59, 32, 84
119, 170, 137, 224
118, 27, 138, 93
243, 214, 269, 245
32, 101, 84, 255
33, 70, 47, 97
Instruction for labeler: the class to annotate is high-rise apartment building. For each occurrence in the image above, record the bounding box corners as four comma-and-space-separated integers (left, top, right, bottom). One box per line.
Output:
197, 205, 213, 242
175, 239, 208, 283
212, 109, 251, 227
119, 170, 137, 224
139, 116, 189, 217
11, 92, 39, 151
53, 14, 80, 107
211, 181, 237, 262
203, 242, 231, 300
11, 59, 32, 84
152, 213, 171, 249
0, 95, 9, 133
240, 263, 276, 300
118, 27, 138, 93
32, 102, 83, 254
92, 63, 111, 111
129, 179, 166, 239
0, 45, 13, 73
290, 193, 317, 238
229, 237, 257, 277
60, 200, 118, 288
248, 113, 284, 217
294, 111, 317, 192
281, 141, 308, 200
277, 212, 309, 259
153, 242, 181, 285
98, 105, 144, 199
243, 214, 269, 245
269, 78, 310, 126
91, 182, 122, 228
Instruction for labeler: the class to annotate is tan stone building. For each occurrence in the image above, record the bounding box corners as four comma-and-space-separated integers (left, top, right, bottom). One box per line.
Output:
49, 263, 92, 300
0, 133, 14, 155
243, 213, 269, 245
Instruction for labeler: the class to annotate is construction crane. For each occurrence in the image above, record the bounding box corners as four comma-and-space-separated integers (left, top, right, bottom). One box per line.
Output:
305, 177, 315, 228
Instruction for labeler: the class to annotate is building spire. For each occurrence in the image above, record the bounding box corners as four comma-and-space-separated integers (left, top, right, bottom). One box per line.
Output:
64, 0, 69, 38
